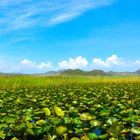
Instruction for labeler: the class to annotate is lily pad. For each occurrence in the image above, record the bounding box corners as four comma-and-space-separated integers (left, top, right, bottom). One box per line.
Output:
43, 107, 51, 116
80, 113, 96, 121
131, 127, 140, 134
90, 120, 102, 127
54, 106, 64, 118
36, 120, 46, 126
70, 137, 81, 140
106, 117, 117, 125
56, 126, 67, 135
0, 131, 6, 139
88, 132, 98, 139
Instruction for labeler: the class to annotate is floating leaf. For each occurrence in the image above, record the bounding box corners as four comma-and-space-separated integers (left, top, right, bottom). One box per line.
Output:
0, 123, 8, 129
26, 121, 33, 128
0, 131, 6, 139
36, 120, 46, 126
70, 137, 80, 140
50, 117, 61, 125
56, 126, 67, 135
43, 107, 51, 116
80, 113, 96, 121
88, 132, 98, 139
74, 128, 84, 134
54, 106, 64, 117
26, 128, 35, 135
131, 127, 140, 134
90, 120, 102, 127
99, 133, 109, 139
72, 117, 82, 124
64, 117, 71, 124
106, 117, 117, 125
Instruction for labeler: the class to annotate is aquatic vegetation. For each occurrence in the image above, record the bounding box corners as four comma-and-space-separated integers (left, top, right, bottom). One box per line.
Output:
0, 76, 140, 139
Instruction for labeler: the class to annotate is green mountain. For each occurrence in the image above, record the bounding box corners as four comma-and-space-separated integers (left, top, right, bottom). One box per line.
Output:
46, 69, 140, 76
0, 69, 140, 76
60, 69, 109, 76
135, 69, 140, 75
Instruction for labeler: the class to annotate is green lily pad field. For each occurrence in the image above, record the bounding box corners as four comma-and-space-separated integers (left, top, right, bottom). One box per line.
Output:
0, 76, 140, 140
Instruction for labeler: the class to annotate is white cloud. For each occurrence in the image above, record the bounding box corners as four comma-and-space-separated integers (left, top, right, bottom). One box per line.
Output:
47, 12, 80, 26
37, 62, 53, 70
20, 59, 33, 65
93, 54, 123, 67
0, 0, 116, 31
20, 59, 53, 70
93, 58, 109, 67
135, 60, 140, 65
59, 56, 88, 69
1, 54, 140, 73
106, 54, 123, 65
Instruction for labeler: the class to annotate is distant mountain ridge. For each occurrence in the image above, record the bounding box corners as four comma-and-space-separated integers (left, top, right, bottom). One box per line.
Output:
46, 69, 140, 76
43, 69, 140, 76
135, 69, 140, 75
58, 69, 108, 76
0, 69, 140, 76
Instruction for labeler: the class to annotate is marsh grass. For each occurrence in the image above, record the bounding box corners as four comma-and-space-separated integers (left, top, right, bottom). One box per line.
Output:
0, 75, 140, 89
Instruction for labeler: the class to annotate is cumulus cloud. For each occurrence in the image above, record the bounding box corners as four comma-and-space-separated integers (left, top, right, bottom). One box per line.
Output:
1, 54, 140, 73
93, 54, 124, 67
36, 62, 53, 70
0, 0, 116, 31
59, 56, 88, 69
20, 59, 33, 65
20, 59, 53, 70
135, 60, 140, 65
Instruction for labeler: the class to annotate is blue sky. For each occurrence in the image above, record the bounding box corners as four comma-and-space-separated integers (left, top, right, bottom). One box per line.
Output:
0, 0, 140, 73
